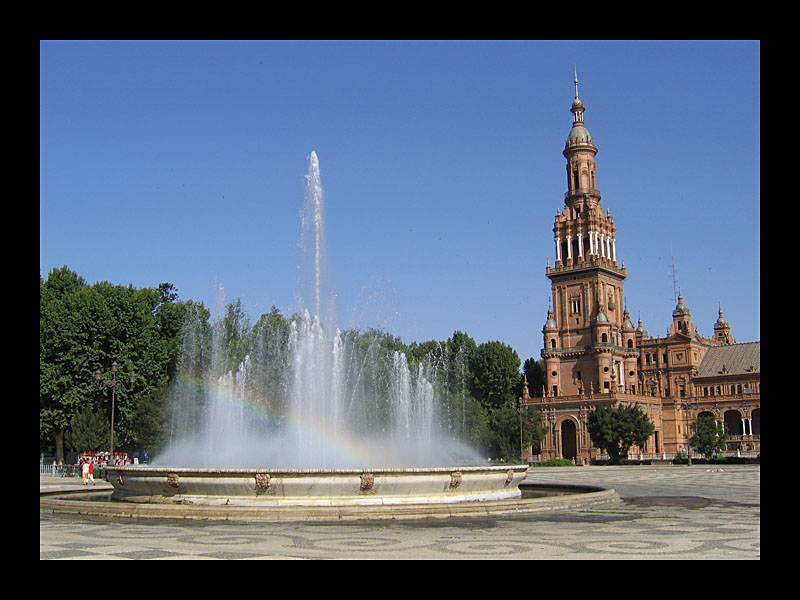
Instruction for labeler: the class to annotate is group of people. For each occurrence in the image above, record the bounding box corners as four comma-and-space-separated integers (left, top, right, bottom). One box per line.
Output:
77, 452, 133, 485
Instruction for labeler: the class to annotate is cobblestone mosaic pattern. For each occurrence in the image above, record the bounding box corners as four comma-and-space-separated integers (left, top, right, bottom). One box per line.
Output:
40, 465, 759, 560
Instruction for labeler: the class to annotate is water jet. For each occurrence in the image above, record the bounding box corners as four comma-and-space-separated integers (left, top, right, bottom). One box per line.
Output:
104, 152, 533, 514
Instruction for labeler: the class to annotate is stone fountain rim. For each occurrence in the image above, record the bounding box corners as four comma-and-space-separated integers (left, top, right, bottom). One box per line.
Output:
106, 464, 529, 474
40, 483, 621, 523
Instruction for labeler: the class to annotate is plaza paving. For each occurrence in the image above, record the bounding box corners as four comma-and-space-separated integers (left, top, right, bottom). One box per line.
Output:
39, 464, 759, 559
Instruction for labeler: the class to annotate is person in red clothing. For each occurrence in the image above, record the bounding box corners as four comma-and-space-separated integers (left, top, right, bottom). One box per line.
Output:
87, 457, 95, 485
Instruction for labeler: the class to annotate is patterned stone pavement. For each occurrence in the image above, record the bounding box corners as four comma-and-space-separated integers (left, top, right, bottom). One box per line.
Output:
39, 465, 759, 559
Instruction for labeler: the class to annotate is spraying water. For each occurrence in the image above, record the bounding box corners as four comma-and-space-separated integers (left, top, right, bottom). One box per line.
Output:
157, 152, 481, 468
302, 151, 325, 320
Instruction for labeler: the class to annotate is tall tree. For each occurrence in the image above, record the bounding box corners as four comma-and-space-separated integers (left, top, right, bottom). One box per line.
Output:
469, 341, 521, 409
690, 415, 728, 459
65, 406, 110, 454
586, 403, 655, 464
41, 267, 101, 463
467, 341, 524, 459
40, 267, 189, 462
521, 357, 546, 398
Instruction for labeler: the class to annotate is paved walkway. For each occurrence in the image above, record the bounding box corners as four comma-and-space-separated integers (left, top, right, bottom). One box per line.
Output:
39, 465, 759, 559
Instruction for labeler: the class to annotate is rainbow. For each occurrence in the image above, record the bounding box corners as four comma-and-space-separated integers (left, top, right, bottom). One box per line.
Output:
164, 374, 393, 468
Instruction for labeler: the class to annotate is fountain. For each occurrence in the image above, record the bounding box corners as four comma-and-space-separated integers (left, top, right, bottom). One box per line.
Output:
103, 152, 529, 511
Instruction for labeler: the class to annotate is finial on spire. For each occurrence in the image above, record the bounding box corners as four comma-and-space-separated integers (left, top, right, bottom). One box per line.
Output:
574, 65, 579, 100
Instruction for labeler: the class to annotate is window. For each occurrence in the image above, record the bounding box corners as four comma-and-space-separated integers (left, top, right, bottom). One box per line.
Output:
571, 298, 581, 313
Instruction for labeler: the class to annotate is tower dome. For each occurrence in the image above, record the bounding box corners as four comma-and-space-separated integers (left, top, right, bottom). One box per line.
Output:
566, 123, 595, 149
565, 68, 597, 152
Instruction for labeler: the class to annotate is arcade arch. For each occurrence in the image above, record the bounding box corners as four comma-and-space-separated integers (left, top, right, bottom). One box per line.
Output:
559, 418, 578, 461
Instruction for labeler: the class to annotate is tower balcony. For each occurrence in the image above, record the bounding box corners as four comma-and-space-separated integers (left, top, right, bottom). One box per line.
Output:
547, 255, 627, 279
541, 342, 639, 359
565, 187, 601, 201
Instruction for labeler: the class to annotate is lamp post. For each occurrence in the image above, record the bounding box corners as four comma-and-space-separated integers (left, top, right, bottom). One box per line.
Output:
679, 401, 694, 466
519, 397, 524, 462
95, 361, 135, 457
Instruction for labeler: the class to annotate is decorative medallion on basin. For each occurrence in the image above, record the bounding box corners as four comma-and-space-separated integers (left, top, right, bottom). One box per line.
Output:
360, 472, 375, 490
255, 473, 270, 490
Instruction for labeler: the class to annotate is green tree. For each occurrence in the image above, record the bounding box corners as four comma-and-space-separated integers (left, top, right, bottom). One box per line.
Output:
521, 357, 546, 398
486, 399, 548, 463
469, 341, 521, 409
690, 415, 728, 459
41, 267, 190, 462
490, 399, 522, 462
467, 341, 524, 459
131, 382, 170, 457
65, 406, 110, 453
41, 267, 100, 463
215, 297, 252, 375
408, 331, 480, 449
250, 306, 291, 415
520, 403, 548, 456
586, 403, 655, 464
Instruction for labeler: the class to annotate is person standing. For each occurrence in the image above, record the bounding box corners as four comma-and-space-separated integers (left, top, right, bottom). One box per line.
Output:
80, 458, 89, 485
87, 458, 95, 485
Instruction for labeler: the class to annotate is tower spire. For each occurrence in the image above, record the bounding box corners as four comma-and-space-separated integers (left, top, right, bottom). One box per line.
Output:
574, 65, 580, 101
714, 302, 734, 344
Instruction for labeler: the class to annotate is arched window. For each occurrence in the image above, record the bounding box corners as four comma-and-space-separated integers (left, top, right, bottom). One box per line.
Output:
723, 410, 743, 435
601, 333, 608, 343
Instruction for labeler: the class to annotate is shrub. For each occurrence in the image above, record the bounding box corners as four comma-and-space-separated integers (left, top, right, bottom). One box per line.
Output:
532, 457, 575, 467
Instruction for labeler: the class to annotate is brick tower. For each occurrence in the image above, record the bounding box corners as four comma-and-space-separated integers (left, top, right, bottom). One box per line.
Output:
541, 70, 639, 398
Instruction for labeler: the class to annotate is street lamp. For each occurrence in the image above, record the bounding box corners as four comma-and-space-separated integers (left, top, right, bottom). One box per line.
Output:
95, 361, 135, 457
519, 397, 524, 462
679, 401, 695, 466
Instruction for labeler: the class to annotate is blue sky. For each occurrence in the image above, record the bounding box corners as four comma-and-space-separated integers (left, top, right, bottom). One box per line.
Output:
40, 40, 759, 365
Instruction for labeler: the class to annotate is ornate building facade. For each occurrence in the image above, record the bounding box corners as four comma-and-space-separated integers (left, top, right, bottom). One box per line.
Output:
520, 76, 760, 463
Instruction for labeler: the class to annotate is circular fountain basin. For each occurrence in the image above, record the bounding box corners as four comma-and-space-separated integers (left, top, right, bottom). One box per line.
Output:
105, 465, 529, 507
